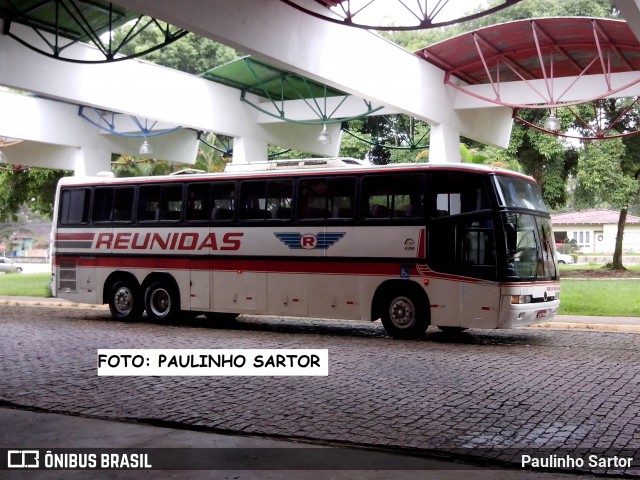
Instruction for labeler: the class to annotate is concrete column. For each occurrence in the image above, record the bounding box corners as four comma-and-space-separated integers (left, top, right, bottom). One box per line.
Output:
429, 123, 461, 163
73, 148, 112, 176
231, 137, 268, 164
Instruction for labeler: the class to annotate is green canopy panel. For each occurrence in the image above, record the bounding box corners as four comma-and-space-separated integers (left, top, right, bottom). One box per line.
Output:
0, 0, 187, 62
202, 56, 382, 124
202, 56, 347, 101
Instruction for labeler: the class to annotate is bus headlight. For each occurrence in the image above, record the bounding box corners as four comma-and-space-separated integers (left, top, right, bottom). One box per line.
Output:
511, 295, 532, 304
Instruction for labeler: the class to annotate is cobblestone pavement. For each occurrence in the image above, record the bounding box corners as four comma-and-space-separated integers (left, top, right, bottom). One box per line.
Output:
1, 305, 639, 477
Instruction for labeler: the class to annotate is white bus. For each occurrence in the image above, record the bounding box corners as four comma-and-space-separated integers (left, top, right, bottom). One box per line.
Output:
51, 159, 560, 339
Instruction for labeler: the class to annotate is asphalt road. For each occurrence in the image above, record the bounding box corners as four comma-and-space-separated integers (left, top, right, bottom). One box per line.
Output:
0, 305, 639, 477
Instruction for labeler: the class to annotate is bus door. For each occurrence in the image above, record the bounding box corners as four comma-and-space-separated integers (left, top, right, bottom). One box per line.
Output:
459, 217, 500, 328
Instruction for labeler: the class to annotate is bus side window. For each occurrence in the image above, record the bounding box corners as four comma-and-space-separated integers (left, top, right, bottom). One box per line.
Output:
92, 188, 114, 223
239, 180, 292, 221
59, 188, 91, 225
211, 182, 235, 221
298, 177, 354, 220
362, 174, 424, 220
428, 173, 489, 217
92, 186, 134, 223
267, 179, 293, 220
159, 185, 183, 221
328, 177, 355, 219
112, 188, 134, 222
138, 186, 160, 222
187, 183, 211, 222
298, 178, 329, 220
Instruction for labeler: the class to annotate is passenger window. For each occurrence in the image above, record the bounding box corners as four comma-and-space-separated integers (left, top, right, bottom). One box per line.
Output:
92, 188, 114, 223
239, 180, 292, 221
138, 185, 183, 222
138, 186, 160, 222
159, 186, 183, 221
361, 174, 424, 219
428, 173, 490, 217
211, 182, 236, 221
91, 187, 134, 223
112, 188, 134, 222
298, 177, 355, 220
59, 188, 90, 225
186, 183, 211, 221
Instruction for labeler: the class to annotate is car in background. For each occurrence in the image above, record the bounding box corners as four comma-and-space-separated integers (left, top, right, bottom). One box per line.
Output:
556, 252, 575, 264
0, 257, 22, 273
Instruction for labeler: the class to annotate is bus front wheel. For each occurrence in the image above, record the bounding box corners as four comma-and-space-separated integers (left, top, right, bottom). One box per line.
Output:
144, 281, 180, 322
381, 290, 428, 340
108, 280, 143, 321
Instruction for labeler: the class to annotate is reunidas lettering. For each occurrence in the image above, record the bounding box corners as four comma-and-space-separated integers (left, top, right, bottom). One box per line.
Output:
94, 232, 243, 251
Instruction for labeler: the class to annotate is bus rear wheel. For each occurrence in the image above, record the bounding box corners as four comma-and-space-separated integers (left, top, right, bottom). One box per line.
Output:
144, 281, 180, 322
381, 290, 428, 339
108, 280, 143, 321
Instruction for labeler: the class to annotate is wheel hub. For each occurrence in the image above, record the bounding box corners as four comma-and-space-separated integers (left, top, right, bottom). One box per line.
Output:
114, 288, 132, 314
390, 297, 415, 328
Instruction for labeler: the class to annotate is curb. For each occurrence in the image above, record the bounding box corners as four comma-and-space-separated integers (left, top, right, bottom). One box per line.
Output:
531, 322, 640, 333
0, 299, 107, 310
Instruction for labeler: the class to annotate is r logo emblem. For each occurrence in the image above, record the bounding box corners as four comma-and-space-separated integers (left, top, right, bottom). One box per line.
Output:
301, 234, 317, 249
274, 232, 346, 250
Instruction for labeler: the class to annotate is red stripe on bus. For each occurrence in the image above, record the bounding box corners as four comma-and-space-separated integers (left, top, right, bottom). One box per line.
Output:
52, 256, 501, 285
60, 256, 412, 277
56, 232, 95, 241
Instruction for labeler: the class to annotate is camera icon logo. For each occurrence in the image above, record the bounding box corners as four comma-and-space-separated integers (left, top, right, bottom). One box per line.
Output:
7, 450, 39, 468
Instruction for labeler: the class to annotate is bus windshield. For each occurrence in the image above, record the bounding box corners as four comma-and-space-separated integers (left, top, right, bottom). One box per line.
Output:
504, 213, 557, 281
495, 175, 547, 212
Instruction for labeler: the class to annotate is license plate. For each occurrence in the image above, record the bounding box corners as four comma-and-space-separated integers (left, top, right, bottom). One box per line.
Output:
536, 310, 547, 318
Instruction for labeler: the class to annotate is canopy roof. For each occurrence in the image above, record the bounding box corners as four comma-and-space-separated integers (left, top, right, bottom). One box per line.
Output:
0, 0, 136, 42
0, 0, 187, 62
416, 17, 640, 85
202, 56, 347, 101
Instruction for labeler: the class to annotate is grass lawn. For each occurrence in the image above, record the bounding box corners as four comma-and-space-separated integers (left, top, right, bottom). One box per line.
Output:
0, 272, 51, 297
558, 280, 640, 317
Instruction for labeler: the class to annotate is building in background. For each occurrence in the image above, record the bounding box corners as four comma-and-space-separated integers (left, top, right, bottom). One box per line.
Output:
551, 209, 640, 254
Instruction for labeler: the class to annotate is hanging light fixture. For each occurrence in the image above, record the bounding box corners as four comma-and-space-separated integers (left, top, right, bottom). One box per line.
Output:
317, 124, 331, 144
544, 111, 560, 132
139, 138, 153, 155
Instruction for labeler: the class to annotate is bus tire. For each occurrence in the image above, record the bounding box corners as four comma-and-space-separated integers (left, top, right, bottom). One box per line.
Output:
108, 280, 143, 321
144, 281, 180, 322
380, 288, 428, 339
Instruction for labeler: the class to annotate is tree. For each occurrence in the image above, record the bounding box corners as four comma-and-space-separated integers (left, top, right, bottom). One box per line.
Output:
341, 115, 430, 164
112, 23, 240, 75
112, 155, 174, 177
567, 97, 640, 270
195, 133, 232, 172
574, 139, 639, 269
0, 166, 70, 221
